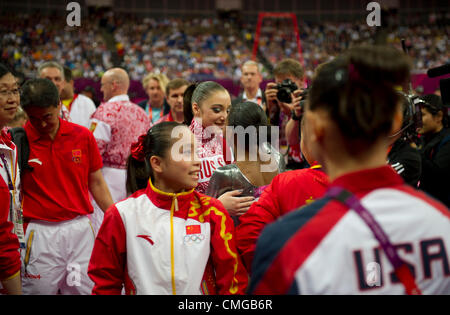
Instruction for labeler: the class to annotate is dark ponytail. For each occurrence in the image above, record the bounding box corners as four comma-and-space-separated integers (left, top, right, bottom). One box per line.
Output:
126, 121, 185, 194
183, 83, 198, 126
126, 156, 149, 195
183, 81, 228, 126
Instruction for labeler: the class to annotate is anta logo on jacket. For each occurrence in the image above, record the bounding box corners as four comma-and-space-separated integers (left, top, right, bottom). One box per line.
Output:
88, 180, 248, 295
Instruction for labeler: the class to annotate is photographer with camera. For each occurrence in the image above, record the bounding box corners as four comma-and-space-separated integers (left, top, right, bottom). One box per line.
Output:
387, 93, 422, 187
417, 94, 450, 207
265, 58, 306, 169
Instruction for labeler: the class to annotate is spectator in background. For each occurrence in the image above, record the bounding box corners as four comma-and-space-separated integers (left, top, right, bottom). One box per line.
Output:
60, 66, 97, 128
37, 61, 71, 122
232, 61, 265, 111
89, 67, 150, 233
153, 78, 189, 125
417, 94, 450, 207
7, 106, 28, 128
284, 62, 328, 172
1, 13, 448, 83
139, 73, 170, 124
265, 58, 307, 170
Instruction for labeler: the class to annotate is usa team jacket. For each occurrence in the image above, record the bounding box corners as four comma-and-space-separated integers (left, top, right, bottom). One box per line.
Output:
88, 180, 248, 295
249, 166, 450, 294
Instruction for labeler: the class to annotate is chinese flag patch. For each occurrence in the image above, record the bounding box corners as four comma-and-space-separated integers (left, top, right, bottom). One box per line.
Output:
72, 149, 82, 163
186, 225, 201, 235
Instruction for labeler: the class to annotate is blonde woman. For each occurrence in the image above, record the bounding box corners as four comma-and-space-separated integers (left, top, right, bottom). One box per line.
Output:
139, 73, 170, 125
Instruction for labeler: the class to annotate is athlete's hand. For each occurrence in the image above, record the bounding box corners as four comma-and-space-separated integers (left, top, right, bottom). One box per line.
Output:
218, 190, 255, 217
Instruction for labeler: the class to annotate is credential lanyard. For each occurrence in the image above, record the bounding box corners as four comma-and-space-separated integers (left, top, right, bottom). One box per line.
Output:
149, 106, 163, 123
0, 152, 26, 249
326, 186, 422, 295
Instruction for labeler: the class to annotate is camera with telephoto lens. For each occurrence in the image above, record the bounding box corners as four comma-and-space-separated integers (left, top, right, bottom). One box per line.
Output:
276, 79, 298, 103
393, 92, 423, 145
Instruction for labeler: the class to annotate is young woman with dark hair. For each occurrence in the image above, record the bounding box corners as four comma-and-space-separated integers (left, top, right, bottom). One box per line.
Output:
417, 94, 450, 207
90, 122, 248, 295
183, 82, 255, 216
236, 115, 329, 271
206, 101, 285, 221
250, 45, 450, 295
183, 81, 231, 193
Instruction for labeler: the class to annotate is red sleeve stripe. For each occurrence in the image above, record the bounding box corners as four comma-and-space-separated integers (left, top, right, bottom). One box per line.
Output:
253, 202, 348, 294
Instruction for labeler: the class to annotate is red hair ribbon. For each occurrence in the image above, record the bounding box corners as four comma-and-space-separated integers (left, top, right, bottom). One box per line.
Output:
130, 134, 146, 162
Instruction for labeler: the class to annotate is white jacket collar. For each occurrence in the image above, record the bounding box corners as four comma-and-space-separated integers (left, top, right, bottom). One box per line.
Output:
108, 94, 130, 103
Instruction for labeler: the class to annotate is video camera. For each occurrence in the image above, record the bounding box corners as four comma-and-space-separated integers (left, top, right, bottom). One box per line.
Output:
396, 92, 423, 144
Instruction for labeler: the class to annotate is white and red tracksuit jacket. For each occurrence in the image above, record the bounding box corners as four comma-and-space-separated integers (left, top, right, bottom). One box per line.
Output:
88, 180, 248, 295
0, 130, 22, 286
64, 93, 97, 128
189, 118, 232, 194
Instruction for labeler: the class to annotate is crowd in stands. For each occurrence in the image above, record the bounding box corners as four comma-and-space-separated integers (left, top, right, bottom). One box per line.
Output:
1, 11, 449, 84
239, 17, 450, 78
0, 6, 449, 296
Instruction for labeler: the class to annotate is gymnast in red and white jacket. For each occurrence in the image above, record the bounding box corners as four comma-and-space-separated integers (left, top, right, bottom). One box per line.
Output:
88, 180, 248, 295
88, 122, 248, 295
